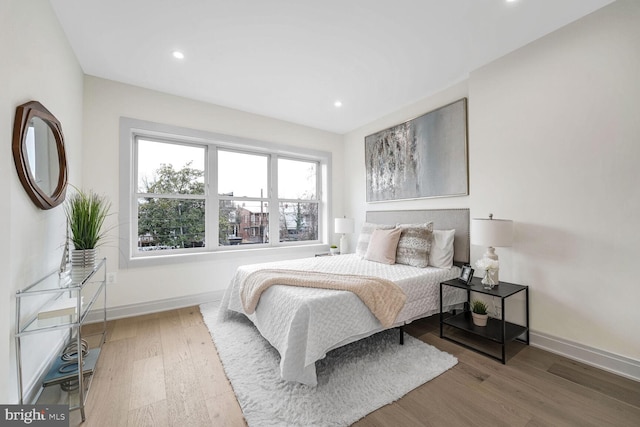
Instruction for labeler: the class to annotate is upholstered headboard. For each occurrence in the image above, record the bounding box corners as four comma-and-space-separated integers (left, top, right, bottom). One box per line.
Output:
365, 209, 470, 265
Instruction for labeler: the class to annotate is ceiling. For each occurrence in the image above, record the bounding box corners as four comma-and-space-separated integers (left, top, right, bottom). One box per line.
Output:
50, 0, 613, 134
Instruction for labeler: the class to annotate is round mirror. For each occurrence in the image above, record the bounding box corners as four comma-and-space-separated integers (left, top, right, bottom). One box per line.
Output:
12, 101, 68, 210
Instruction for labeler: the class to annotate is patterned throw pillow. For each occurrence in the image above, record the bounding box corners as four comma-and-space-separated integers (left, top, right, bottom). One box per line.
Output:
395, 222, 434, 268
355, 222, 395, 258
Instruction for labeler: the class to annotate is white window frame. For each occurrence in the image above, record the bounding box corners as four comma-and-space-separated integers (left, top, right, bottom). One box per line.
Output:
134, 136, 208, 254
119, 117, 332, 268
276, 156, 321, 244
216, 148, 271, 248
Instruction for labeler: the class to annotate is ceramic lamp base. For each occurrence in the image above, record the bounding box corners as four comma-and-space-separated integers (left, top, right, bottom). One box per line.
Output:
339, 234, 348, 254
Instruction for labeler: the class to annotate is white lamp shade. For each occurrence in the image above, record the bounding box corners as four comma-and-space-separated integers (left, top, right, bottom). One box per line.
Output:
471, 218, 513, 247
334, 217, 355, 234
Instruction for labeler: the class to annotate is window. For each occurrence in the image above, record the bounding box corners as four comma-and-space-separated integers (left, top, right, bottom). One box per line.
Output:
120, 118, 330, 264
278, 158, 318, 242
136, 139, 206, 251
218, 150, 269, 246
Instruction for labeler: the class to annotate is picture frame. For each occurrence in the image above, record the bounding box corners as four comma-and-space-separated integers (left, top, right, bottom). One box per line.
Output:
364, 98, 468, 202
458, 264, 474, 285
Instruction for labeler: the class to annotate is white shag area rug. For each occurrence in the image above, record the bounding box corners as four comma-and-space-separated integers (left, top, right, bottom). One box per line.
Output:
200, 302, 457, 427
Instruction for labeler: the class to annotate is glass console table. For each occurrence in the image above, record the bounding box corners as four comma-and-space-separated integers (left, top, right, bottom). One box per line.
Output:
15, 259, 107, 421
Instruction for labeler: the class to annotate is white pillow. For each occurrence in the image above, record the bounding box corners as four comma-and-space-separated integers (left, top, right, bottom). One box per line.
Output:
364, 228, 402, 265
355, 222, 395, 258
428, 229, 455, 268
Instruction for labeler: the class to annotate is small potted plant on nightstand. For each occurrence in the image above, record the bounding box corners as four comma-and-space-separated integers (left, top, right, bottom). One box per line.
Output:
471, 300, 489, 327
329, 245, 339, 255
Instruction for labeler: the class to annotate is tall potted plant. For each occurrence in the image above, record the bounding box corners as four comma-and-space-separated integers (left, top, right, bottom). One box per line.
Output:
65, 188, 111, 275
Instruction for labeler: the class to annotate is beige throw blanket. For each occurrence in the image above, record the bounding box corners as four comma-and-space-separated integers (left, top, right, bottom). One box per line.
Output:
240, 269, 407, 328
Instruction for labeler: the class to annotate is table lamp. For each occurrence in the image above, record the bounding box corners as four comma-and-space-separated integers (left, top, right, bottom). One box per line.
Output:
334, 217, 355, 254
471, 213, 513, 283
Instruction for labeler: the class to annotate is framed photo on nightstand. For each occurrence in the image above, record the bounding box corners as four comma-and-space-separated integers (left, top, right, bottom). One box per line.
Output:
458, 264, 474, 285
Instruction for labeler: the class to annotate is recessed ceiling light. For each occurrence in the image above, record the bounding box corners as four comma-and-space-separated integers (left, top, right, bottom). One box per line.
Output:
172, 51, 185, 59
334, 100, 342, 108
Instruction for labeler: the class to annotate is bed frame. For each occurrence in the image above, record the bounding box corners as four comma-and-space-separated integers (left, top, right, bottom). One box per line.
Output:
366, 208, 470, 344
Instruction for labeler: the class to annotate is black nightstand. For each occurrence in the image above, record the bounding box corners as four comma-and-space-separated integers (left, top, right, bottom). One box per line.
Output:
439, 277, 529, 364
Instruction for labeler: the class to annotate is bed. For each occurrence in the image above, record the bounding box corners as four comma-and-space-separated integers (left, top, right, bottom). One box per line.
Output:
218, 209, 470, 386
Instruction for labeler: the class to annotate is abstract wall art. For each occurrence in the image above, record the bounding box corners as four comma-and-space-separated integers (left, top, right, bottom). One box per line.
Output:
365, 98, 468, 202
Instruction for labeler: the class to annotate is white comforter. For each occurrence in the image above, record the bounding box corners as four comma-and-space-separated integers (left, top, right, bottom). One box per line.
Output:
219, 254, 465, 385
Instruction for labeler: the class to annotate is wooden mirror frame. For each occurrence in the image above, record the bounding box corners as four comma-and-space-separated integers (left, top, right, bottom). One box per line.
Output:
12, 101, 68, 210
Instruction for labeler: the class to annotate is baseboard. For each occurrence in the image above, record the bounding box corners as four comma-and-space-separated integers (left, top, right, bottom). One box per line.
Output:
23, 338, 68, 404
530, 330, 640, 382
84, 290, 225, 323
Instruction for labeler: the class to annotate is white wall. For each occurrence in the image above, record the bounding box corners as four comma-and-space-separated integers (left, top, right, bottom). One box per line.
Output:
469, 0, 640, 360
82, 76, 344, 310
344, 0, 640, 365
1, 0, 84, 403
343, 80, 470, 231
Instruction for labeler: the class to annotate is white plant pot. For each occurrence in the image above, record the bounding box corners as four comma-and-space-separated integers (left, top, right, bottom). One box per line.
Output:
472, 312, 488, 327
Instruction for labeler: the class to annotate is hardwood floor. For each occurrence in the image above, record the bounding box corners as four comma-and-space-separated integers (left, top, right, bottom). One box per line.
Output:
71, 307, 640, 426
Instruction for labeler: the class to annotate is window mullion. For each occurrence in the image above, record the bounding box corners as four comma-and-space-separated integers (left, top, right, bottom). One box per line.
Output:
132, 136, 141, 258
208, 145, 217, 250
135, 193, 205, 200
316, 161, 322, 243
269, 155, 278, 246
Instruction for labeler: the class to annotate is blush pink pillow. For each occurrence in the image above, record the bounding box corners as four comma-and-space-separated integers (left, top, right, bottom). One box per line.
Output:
364, 227, 402, 264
